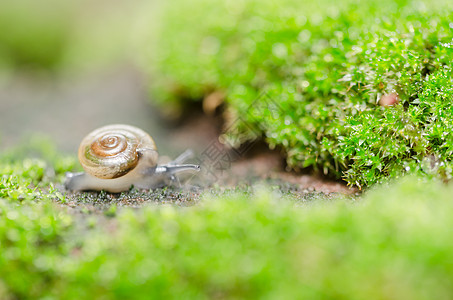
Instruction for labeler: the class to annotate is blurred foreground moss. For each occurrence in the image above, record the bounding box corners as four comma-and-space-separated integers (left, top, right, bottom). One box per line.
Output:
1, 145, 453, 298
145, 0, 453, 187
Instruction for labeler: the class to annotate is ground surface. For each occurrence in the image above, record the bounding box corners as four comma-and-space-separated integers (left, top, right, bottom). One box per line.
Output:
0, 66, 355, 207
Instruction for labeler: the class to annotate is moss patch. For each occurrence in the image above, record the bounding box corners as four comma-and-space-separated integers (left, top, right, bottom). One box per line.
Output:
145, 0, 453, 187
1, 142, 453, 298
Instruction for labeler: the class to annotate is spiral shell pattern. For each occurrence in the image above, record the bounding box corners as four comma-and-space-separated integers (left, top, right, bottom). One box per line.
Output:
78, 124, 157, 179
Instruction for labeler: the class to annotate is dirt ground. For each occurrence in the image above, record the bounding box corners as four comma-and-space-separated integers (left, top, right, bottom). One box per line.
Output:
0, 66, 357, 208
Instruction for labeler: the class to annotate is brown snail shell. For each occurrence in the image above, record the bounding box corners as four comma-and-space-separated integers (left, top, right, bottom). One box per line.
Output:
78, 124, 157, 179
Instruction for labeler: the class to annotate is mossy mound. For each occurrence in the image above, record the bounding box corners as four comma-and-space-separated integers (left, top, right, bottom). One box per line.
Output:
145, 0, 453, 187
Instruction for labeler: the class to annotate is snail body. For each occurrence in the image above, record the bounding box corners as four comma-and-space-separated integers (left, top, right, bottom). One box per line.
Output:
65, 124, 200, 192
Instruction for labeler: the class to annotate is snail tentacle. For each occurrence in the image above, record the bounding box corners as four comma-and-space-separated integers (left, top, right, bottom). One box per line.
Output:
169, 149, 195, 165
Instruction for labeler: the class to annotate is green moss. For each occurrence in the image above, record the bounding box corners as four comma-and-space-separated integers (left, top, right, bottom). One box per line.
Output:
2, 146, 453, 299
145, 0, 453, 187
1, 141, 453, 298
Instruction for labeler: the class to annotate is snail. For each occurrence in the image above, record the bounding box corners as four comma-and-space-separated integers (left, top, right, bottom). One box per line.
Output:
64, 124, 200, 192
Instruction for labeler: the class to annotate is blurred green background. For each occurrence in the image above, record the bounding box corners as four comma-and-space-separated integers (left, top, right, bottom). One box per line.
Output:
0, 0, 199, 159
0, 0, 148, 74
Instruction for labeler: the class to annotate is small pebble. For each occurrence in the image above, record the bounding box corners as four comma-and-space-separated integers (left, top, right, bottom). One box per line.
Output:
379, 93, 399, 107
